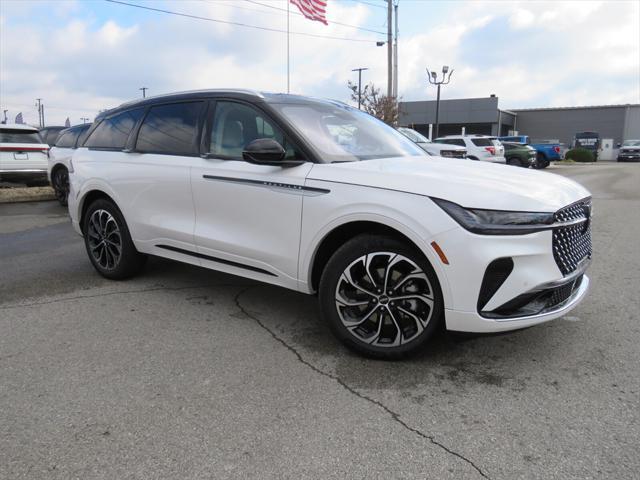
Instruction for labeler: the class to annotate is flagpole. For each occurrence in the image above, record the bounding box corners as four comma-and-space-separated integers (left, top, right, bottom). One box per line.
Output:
287, 0, 290, 93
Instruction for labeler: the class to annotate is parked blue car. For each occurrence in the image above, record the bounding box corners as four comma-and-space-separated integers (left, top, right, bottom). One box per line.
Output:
498, 135, 562, 169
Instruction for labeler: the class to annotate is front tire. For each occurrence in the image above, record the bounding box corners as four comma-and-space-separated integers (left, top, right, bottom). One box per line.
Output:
82, 198, 146, 280
51, 167, 69, 206
318, 234, 444, 359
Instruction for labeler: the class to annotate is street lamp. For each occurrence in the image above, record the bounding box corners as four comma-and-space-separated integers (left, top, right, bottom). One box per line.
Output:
352, 67, 369, 110
426, 65, 453, 139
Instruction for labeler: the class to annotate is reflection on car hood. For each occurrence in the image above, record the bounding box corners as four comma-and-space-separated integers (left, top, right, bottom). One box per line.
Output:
308, 155, 590, 212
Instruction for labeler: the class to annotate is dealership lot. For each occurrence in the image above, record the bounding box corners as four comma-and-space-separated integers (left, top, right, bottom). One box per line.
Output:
1, 163, 638, 479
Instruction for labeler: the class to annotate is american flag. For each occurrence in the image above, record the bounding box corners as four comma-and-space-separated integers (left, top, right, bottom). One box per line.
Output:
290, 0, 328, 25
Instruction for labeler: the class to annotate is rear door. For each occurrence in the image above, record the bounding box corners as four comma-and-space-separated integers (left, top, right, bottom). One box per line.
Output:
81, 102, 205, 257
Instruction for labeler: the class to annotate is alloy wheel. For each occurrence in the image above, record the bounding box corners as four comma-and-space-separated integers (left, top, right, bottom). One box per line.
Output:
335, 252, 435, 347
87, 209, 122, 270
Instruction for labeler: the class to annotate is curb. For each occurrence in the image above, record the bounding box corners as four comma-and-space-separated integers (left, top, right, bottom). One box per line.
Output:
0, 187, 56, 204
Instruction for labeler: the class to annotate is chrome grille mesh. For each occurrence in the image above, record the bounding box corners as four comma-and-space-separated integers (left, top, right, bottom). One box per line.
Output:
552, 199, 592, 276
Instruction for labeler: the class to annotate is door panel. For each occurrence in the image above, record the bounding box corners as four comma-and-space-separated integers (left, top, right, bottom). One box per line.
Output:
191, 159, 312, 282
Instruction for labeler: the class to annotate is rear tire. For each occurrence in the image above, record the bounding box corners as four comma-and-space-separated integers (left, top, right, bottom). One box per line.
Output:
82, 198, 146, 280
51, 167, 69, 206
318, 234, 444, 359
535, 153, 549, 169
507, 156, 523, 167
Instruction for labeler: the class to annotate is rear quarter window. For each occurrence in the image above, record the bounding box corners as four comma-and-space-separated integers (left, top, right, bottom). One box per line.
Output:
0, 129, 42, 144
471, 138, 492, 147
55, 131, 77, 148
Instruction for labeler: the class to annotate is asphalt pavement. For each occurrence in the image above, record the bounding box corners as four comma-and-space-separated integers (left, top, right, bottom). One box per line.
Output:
1, 163, 639, 479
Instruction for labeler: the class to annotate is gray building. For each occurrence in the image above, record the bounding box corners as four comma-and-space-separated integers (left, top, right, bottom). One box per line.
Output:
399, 97, 640, 147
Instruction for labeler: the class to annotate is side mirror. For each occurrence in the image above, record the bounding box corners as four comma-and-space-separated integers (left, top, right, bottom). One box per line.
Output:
242, 138, 286, 165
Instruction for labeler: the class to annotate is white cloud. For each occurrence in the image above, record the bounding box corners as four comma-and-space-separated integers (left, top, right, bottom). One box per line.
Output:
0, 0, 638, 125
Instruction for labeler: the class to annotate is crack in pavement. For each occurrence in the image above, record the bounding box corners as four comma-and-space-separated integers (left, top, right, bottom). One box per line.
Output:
234, 286, 490, 479
0, 282, 253, 310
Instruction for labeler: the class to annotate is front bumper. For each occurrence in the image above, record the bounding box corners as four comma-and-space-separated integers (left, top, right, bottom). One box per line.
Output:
431, 223, 591, 333
618, 153, 640, 161
445, 275, 589, 333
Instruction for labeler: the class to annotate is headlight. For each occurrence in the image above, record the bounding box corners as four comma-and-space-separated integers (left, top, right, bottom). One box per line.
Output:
432, 198, 555, 235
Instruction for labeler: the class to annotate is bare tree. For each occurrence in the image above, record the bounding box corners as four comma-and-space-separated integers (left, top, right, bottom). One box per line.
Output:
347, 81, 399, 126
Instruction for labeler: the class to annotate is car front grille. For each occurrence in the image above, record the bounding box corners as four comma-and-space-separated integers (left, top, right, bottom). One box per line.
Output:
552, 198, 592, 276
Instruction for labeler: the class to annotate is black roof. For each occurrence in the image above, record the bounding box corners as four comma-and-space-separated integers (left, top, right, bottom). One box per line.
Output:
96, 89, 347, 120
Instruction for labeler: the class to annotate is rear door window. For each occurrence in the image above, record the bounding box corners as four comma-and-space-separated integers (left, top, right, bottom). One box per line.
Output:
136, 102, 204, 155
85, 108, 145, 149
0, 129, 42, 144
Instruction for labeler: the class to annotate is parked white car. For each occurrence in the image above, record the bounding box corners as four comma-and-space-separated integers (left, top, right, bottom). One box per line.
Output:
48, 123, 91, 205
68, 90, 592, 358
397, 127, 466, 159
0, 124, 49, 185
435, 134, 506, 163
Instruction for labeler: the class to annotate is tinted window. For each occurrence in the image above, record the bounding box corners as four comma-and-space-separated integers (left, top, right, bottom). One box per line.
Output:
0, 129, 43, 144
46, 130, 63, 146
85, 108, 144, 149
210, 101, 299, 160
471, 138, 492, 147
77, 125, 91, 146
55, 131, 77, 148
136, 102, 203, 155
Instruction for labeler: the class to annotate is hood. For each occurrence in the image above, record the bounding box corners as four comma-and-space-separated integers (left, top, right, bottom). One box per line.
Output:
308, 156, 590, 212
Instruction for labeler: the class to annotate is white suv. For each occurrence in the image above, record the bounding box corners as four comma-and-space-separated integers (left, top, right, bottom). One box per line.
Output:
48, 123, 91, 205
68, 90, 591, 358
435, 134, 506, 163
0, 124, 50, 185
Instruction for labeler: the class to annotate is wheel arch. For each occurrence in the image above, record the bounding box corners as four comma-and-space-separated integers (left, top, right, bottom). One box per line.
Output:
307, 219, 444, 296
78, 189, 121, 234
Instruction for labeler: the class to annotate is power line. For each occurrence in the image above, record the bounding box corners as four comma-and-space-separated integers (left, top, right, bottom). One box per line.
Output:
104, 0, 378, 43
243, 0, 386, 35
333, 0, 387, 10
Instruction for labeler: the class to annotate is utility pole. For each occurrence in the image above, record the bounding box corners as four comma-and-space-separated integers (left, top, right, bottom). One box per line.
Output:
352, 68, 369, 110
393, 1, 398, 100
426, 66, 454, 139
387, 0, 393, 98
139, 87, 148, 98
81, 117, 89, 124
35, 98, 43, 128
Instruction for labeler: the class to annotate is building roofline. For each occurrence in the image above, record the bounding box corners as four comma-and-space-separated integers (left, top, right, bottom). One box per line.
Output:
510, 103, 640, 112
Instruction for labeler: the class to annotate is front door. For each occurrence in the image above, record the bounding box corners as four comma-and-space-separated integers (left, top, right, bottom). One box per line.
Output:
191, 100, 313, 288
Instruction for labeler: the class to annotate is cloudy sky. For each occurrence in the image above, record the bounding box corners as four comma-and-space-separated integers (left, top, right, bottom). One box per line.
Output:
1, 0, 639, 126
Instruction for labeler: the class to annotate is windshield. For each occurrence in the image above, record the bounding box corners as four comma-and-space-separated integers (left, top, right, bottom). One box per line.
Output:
622, 140, 640, 147
271, 102, 424, 162
397, 127, 430, 144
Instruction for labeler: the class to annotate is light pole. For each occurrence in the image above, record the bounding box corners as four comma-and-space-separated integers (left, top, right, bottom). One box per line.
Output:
2, 110, 7, 124
352, 67, 369, 110
140, 87, 148, 98
81, 117, 89, 124
426, 66, 453, 139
